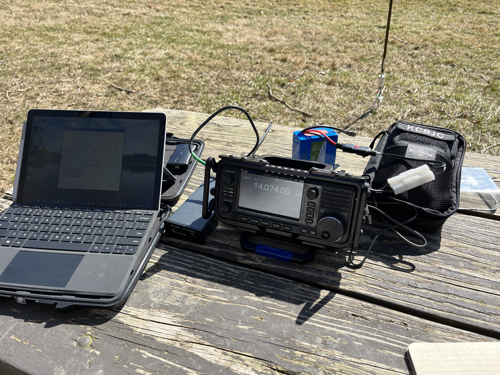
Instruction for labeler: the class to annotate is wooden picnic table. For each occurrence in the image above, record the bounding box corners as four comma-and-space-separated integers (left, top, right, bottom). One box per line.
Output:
0, 108, 499, 374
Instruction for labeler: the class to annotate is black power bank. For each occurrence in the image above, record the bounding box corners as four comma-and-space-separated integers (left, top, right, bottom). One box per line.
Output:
167, 143, 192, 169
163, 180, 218, 244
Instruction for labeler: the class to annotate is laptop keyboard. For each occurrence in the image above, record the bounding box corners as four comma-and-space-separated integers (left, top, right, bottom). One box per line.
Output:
0, 206, 155, 255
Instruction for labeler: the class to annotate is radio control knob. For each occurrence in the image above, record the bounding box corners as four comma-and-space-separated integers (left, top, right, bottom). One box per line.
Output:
222, 174, 234, 185
220, 202, 232, 214
306, 187, 320, 200
317, 217, 344, 242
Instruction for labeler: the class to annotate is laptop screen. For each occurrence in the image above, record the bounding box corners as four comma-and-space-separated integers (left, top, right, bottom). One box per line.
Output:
16, 109, 166, 210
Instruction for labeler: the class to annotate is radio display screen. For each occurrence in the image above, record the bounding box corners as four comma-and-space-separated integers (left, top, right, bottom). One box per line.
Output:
238, 170, 304, 219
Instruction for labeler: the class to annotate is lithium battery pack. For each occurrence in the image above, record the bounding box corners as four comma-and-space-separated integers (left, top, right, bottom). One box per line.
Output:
292, 127, 338, 166
163, 180, 218, 244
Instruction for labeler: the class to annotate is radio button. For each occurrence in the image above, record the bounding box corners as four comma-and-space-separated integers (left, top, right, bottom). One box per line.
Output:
300, 228, 308, 234
321, 232, 330, 240
221, 202, 232, 214
222, 174, 234, 185
306, 188, 319, 200
250, 219, 259, 224
307, 207, 315, 213
307, 202, 316, 207
305, 219, 313, 224
227, 187, 234, 191
283, 225, 292, 231
306, 213, 314, 218
271, 223, 281, 229
240, 216, 249, 222
261, 221, 270, 227
309, 230, 317, 236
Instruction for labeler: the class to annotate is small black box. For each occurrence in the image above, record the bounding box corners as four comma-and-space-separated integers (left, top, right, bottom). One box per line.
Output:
163, 180, 218, 244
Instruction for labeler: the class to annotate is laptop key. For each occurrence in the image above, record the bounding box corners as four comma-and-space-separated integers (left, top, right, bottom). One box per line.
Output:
113, 246, 126, 254
61, 235, 73, 242
29, 232, 41, 240
117, 237, 141, 246
124, 221, 135, 229
95, 236, 106, 244
23, 240, 91, 252
101, 245, 113, 254
72, 227, 84, 235
0, 222, 9, 229
125, 246, 138, 255
115, 229, 127, 237
50, 234, 63, 241
18, 232, 30, 240
40, 233, 51, 241
8, 231, 20, 238
89, 245, 102, 253
0, 214, 12, 221
12, 239, 26, 247
136, 222, 149, 230
20, 224, 31, 231
83, 228, 95, 235
73, 235, 84, 243
127, 230, 145, 238
137, 216, 151, 223
30, 224, 42, 232
30, 217, 42, 224
0, 229, 8, 237
83, 236, 96, 243
1, 238, 13, 246
105, 237, 119, 245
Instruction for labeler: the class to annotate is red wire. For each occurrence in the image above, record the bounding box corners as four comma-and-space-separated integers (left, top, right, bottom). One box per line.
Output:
303, 129, 338, 146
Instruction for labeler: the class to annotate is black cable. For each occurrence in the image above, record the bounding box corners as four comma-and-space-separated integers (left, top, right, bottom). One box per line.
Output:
189, 106, 261, 165
349, 196, 427, 269
381, 0, 394, 75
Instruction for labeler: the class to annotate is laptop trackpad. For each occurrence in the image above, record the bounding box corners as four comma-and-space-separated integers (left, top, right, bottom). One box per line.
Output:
0, 251, 83, 288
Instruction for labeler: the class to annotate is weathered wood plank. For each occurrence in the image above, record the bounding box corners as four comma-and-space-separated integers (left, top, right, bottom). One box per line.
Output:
0, 247, 496, 374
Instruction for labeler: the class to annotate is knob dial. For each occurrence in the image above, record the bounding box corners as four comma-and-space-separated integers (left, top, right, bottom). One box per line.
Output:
222, 173, 234, 185
316, 217, 344, 242
306, 187, 320, 200
220, 202, 232, 214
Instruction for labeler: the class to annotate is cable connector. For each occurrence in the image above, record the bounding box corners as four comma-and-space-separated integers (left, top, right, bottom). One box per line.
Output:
388, 164, 435, 195
338, 143, 378, 157
378, 74, 385, 91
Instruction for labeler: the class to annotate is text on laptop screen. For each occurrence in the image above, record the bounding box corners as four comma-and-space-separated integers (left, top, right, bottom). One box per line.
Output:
18, 111, 165, 210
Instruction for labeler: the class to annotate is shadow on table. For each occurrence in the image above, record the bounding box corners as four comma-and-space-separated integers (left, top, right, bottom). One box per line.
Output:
150, 234, 343, 326
352, 218, 443, 273
0, 295, 124, 329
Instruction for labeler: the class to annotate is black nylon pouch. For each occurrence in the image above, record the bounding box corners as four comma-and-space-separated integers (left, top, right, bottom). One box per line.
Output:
364, 121, 466, 233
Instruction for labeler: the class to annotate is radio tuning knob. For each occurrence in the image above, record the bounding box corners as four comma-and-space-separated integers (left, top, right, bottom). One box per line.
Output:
306, 187, 319, 200
220, 202, 232, 214
317, 217, 344, 242
222, 174, 234, 185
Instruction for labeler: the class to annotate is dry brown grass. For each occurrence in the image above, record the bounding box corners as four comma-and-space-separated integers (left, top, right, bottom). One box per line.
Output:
1, 0, 499, 193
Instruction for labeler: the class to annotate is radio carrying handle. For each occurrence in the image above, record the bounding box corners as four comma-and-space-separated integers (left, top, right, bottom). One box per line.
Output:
202, 157, 217, 219
240, 232, 316, 264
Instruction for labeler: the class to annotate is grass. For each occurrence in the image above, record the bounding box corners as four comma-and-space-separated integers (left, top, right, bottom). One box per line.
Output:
0, 0, 499, 194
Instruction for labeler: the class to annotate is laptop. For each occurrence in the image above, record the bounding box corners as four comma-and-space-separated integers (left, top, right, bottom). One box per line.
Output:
0, 109, 167, 308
